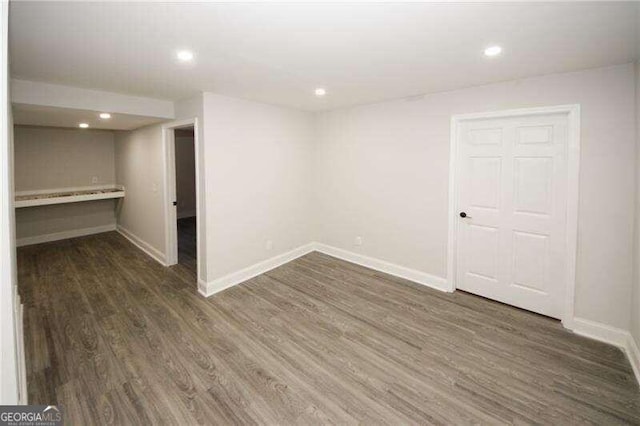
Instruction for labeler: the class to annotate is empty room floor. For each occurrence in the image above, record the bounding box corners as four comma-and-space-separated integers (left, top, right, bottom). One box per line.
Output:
18, 233, 640, 424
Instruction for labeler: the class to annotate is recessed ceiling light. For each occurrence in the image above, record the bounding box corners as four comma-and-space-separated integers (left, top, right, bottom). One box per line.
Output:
78, 123, 89, 128
177, 50, 194, 62
484, 45, 503, 57
315, 88, 326, 97
99, 113, 111, 119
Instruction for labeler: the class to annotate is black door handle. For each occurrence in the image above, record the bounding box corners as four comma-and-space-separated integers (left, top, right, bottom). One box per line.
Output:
173, 201, 177, 206
459, 212, 467, 218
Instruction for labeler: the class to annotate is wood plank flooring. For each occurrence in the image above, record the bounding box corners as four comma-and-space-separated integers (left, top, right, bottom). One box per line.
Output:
177, 216, 197, 277
18, 232, 640, 424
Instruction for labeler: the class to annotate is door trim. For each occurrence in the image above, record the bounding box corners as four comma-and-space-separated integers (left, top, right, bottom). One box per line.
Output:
162, 117, 202, 285
446, 104, 580, 329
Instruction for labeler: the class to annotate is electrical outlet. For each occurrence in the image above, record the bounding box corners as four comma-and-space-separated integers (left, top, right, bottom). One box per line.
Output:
355, 236, 363, 246
266, 240, 273, 250
91, 176, 99, 184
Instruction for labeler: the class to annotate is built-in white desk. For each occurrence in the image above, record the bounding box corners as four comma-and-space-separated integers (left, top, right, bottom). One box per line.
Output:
15, 186, 125, 208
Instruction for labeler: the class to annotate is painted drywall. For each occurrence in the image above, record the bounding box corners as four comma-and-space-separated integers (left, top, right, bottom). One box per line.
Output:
11, 79, 174, 119
13, 126, 117, 241
16, 201, 116, 241
201, 93, 314, 281
175, 128, 196, 218
14, 126, 115, 190
114, 123, 167, 261
315, 63, 636, 330
0, 0, 20, 404
633, 61, 640, 345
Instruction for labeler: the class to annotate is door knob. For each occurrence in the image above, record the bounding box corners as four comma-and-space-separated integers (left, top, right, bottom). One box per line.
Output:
459, 212, 468, 218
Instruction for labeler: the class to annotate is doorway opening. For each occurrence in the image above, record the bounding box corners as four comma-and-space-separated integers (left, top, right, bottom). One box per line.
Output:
174, 126, 197, 276
163, 118, 201, 286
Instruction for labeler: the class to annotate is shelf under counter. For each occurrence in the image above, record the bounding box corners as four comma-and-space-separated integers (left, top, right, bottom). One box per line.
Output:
15, 186, 125, 208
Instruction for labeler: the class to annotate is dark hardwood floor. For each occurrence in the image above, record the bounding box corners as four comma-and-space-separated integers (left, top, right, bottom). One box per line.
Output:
18, 232, 640, 424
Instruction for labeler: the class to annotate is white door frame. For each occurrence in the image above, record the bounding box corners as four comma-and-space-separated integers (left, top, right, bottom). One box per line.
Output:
446, 104, 580, 329
162, 117, 202, 284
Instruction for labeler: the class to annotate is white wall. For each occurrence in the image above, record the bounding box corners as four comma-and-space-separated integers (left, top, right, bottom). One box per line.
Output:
9, 64, 631, 339
315, 63, 636, 330
201, 93, 315, 281
16, 201, 117, 243
633, 61, 640, 345
114, 124, 167, 261
14, 126, 115, 190
0, 0, 20, 404
175, 128, 196, 218
13, 126, 117, 241
11, 79, 174, 119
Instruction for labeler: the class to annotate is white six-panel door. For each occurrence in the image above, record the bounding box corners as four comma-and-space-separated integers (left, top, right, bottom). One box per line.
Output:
455, 113, 568, 319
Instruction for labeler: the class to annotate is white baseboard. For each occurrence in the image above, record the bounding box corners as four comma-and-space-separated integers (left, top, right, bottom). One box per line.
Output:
314, 243, 450, 293
199, 242, 449, 297
197, 279, 209, 297
116, 225, 167, 266
572, 317, 640, 385
571, 317, 630, 347
16, 223, 116, 247
624, 333, 640, 386
199, 243, 316, 297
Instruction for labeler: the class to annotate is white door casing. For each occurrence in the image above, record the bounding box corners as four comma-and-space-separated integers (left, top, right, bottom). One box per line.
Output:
447, 105, 580, 325
162, 118, 202, 284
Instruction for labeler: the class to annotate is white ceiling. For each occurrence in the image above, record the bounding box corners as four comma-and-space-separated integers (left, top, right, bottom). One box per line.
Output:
12, 104, 166, 131
9, 2, 639, 111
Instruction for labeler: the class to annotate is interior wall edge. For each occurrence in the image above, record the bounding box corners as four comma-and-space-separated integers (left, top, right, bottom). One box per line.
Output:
314, 242, 450, 293
572, 316, 640, 385
198, 240, 449, 297
200, 92, 315, 284
114, 123, 168, 265
572, 316, 633, 347
116, 225, 168, 267
199, 242, 316, 297
626, 333, 640, 386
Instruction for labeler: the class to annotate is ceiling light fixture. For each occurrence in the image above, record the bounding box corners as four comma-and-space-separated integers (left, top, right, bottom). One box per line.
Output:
484, 45, 503, 57
78, 123, 89, 128
315, 88, 326, 97
177, 50, 194, 62
99, 113, 111, 119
